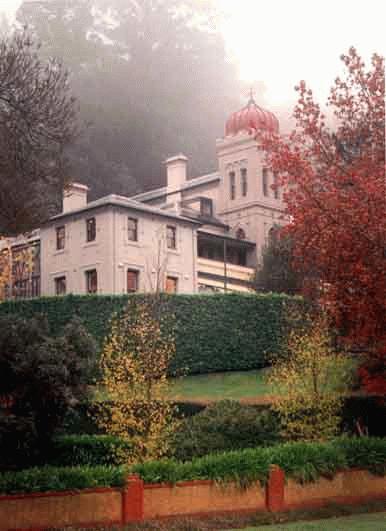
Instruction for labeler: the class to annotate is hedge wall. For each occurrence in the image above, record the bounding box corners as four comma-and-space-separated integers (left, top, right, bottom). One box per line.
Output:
0, 293, 303, 375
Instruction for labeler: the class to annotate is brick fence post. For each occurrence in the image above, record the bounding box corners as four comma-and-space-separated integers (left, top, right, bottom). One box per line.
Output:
122, 474, 144, 524
266, 465, 285, 512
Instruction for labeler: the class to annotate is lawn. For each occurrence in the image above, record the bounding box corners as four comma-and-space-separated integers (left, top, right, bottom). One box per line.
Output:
168, 369, 274, 402
236, 511, 386, 530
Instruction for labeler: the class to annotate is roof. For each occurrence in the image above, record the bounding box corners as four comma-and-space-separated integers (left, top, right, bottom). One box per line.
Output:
46, 194, 202, 226
131, 172, 221, 203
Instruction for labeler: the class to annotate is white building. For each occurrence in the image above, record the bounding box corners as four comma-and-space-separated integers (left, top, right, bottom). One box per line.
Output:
2, 96, 285, 298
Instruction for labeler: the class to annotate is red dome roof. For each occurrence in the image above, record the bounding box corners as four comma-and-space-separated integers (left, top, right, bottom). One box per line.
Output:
225, 97, 279, 136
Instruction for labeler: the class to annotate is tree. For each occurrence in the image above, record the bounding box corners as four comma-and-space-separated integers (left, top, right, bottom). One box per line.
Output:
269, 313, 353, 442
261, 48, 385, 394
95, 298, 177, 463
254, 226, 304, 295
0, 31, 78, 237
17, 0, 243, 197
0, 316, 96, 468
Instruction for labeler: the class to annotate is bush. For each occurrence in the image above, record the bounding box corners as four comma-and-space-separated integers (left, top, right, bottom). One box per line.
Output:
171, 400, 280, 461
334, 437, 386, 475
0, 465, 127, 495
48, 435, 134, 467
0, 293, 305, 375
133, 437, 386, 486
0, 315, 97, 469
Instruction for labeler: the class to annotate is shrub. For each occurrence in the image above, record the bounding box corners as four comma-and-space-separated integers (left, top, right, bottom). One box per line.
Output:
0, 465, 127, 495
0, 293, 305, 374
133, 437, 386, 486
334, 437, 386, 475
171, 400, 280, 461
48, 435, 134, 467
269, 313, 354, 441
0, 315, 97, 469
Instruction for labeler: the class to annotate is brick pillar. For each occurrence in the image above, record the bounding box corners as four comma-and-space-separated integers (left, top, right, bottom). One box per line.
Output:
122, 474, 144, 523
266, 465, 285, 512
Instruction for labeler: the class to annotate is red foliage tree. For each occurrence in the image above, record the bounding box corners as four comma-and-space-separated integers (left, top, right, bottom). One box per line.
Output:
261, 48, 385, 395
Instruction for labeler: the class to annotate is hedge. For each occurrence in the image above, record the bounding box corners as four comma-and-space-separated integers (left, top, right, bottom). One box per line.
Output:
0, 465, 127, 495
132, 437, 386, 486
1, 437, 385, 494
0, 293, 304, 375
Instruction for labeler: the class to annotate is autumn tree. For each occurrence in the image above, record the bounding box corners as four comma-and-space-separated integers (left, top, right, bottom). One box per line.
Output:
0, 30, 77, 237
261, 49, 385, 394
95, 298, 177, 463
269, 313, 353, 441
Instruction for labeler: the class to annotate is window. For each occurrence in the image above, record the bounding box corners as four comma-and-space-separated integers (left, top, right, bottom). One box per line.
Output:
86, 217, 96, 242
200, 198, 213, 217
165, 276, 178, 293
273, 173, 279, 199
56, 226, 65, 250
166, 225, 176, 249
262, 168, 268, 197
85, 269, 97, 294
128, 217, 138, 241
55, 276, 66, 296
241, 168, 248, 197
229, 171, 236, 200
236, 228, 246, 240
127, 269, 139, 293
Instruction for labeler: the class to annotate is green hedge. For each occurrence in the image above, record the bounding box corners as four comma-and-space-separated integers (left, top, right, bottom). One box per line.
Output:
48, 435, 133, 467
0, 293, 304, 374
0, 465, 127, 495
1, 437, 385, 494
132, 437, 386, 486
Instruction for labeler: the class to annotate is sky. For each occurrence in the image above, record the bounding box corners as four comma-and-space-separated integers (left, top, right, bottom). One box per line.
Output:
1, 0, 385, 110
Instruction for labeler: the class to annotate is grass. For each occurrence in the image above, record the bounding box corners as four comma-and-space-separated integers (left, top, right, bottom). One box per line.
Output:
238, 511, 386, 530
168, 369, 274, 402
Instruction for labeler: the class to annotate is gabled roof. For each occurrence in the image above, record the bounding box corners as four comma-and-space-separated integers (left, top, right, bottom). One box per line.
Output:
46, 194, 202, 226
131, 172, 221, 203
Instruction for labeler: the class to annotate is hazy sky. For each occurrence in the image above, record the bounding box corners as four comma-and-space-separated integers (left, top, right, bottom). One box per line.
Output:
1, 0, 385, 109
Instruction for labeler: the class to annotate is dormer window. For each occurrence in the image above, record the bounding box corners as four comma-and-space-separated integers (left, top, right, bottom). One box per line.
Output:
200, 198, 213, 217
241, 168, 248, 197
229, 171, 236, 200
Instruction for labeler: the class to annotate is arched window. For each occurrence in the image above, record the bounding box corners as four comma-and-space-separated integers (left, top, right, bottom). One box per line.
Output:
236, 228, 246, 240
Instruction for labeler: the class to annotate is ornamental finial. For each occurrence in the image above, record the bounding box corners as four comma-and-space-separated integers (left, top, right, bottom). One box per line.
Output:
247, 87, 256, 105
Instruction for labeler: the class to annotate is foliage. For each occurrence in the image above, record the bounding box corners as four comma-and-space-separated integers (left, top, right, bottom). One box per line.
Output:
333, 436, 386, 475
269, 314, 353, 441
254, 227, 304, 295
94, 298, 178, 463
0, 315, 97, 468
261, 48, 385, 393
0, 465, 126, 495
0, 293, 305, 375
0, 30, 77, 237
171, 401, 280, 461
133, 437, 386, 486
0, 437, 385, 494
17, 0, 243, 198
48, 435, 133, 467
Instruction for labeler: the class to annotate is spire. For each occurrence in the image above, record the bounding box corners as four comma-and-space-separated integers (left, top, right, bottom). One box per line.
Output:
247, 87, 256, 106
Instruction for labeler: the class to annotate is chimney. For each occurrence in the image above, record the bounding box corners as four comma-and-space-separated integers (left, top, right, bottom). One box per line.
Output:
62, 182, 89, 213
164, 154, 188, 207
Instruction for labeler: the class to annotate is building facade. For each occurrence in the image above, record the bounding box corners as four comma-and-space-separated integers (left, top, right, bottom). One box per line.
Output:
1, 96, 285, 298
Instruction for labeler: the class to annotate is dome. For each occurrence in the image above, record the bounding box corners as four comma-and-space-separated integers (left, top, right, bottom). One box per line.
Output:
225, 96, 279, 136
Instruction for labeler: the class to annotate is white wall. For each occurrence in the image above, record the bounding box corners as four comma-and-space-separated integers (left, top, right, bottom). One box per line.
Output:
40, 206, 197, 296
